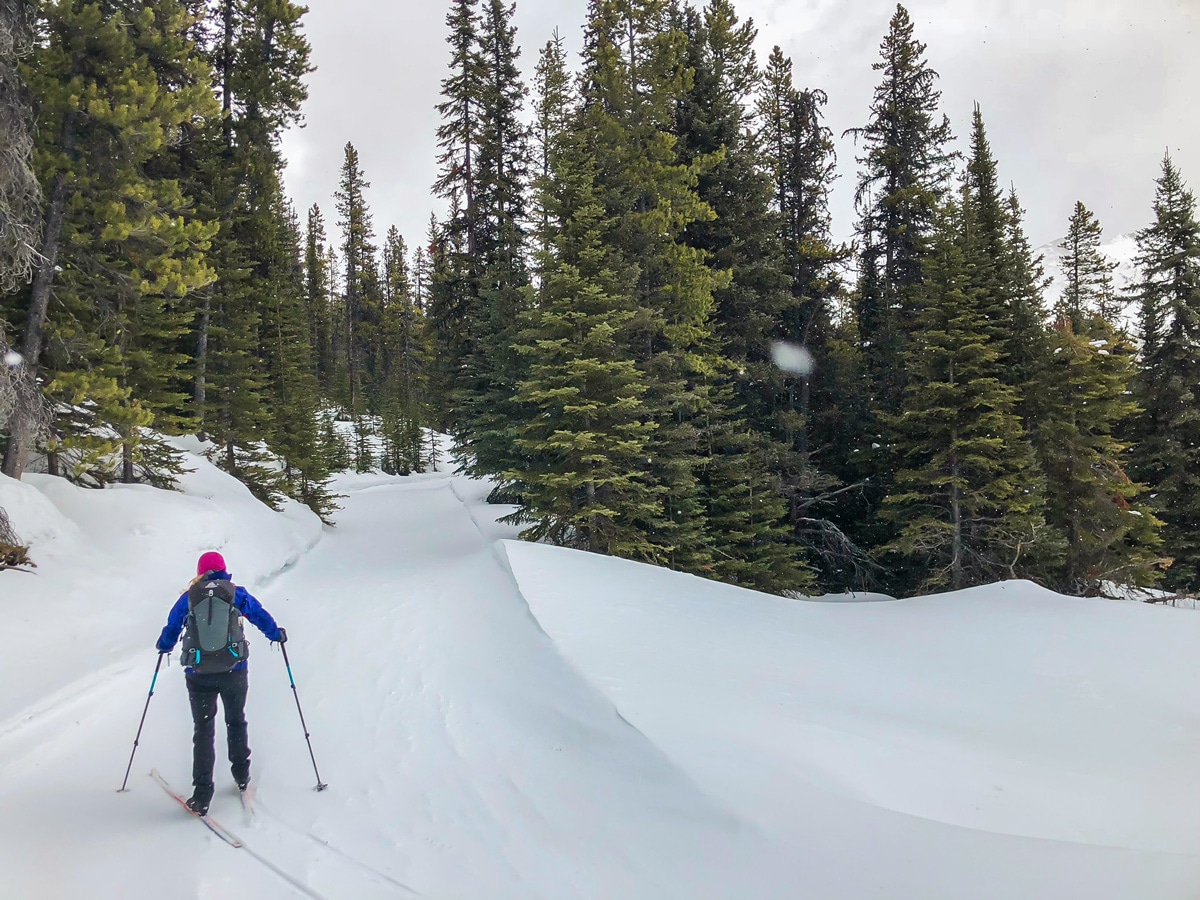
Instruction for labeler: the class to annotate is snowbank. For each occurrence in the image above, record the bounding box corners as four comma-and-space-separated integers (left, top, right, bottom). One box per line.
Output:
0, 440, 322, 726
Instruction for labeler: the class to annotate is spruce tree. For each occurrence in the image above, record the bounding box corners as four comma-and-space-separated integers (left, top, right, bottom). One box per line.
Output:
848, 3, 955, 418
262, 196, 338, 520
1001, 190, 1051, 406
758, 49, 845, 446
962, 104, 1046, 367
429, 0, 483, 435
580, 0, 725, 574
455, 0, 531, 491
878, 198, 1046, 594
379, 226, 431, 475
334, 142, 380, 416
836, 4, 955, 584
190, 0, 311, 496
531, 31, 571, 272
671, 2, 814, 592
1129, 155, 1200, 591
1034, 314, 1162, 595
1057, 201, 1117, 325
755, 45, 863, 586
506, 126, 662, 557
304, 204, 335, 391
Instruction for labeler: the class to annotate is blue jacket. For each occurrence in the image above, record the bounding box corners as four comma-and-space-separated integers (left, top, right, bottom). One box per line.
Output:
156, 571, 282, 672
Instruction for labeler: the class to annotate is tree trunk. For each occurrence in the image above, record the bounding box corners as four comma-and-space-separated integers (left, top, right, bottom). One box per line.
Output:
1, 170, 70, 479
121, 425, 135, 484
194, 291, 210, 438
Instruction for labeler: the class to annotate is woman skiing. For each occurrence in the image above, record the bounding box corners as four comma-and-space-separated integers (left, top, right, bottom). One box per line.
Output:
155, 551, 286, 815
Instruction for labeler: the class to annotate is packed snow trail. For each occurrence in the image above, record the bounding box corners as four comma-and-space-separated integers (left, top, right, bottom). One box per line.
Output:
0, 470, 788, 899
2, 454, 1199, 898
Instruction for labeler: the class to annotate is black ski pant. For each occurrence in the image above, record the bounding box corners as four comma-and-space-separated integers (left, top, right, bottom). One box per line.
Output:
186, 669, 250, 801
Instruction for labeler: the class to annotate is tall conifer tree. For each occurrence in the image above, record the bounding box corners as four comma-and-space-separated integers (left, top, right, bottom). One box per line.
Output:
429, 0, 484, 431
507, 122, 661, 558
3, 0, 218, 482
305, 204, 335, 391
580, 0, 727, 573
456, 0, 531, 490
1034, 315, 1162, 594
878, 198, 1046, 593
192, 0, 311, 495
848, 4, 955, 418
1057, 201, 1117, 325
671, 2, 814, 592
1129, 155, 1200, 591
334, 142, 380, 415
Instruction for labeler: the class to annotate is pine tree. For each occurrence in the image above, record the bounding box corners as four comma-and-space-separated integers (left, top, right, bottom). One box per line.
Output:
1129, 154, 1200, 591
3, 0, 219, 482
878, 198, 1046, 594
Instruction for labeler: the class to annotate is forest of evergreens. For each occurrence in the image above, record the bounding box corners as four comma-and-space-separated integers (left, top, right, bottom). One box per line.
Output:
2, 0, 1198, 599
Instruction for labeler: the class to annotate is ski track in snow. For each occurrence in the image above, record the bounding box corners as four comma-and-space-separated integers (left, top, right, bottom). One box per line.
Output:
2, 452, 1200, 898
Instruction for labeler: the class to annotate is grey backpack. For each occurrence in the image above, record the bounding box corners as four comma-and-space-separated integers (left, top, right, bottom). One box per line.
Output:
180, 579, 249, 673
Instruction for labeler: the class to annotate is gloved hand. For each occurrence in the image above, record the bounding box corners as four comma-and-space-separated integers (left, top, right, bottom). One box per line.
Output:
273, 627, 288, 645
156, 639, 173, 654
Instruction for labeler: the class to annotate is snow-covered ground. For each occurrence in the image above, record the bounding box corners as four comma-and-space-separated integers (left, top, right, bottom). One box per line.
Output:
1, 442, 1197, 898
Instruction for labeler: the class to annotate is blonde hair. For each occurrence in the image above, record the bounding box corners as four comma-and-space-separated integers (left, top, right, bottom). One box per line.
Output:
184, 569, 225, 592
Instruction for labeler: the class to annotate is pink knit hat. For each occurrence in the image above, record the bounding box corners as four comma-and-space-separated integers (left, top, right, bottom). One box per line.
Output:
196, 551, 227, 576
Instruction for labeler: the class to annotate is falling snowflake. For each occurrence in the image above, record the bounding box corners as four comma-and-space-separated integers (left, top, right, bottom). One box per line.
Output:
770, 341, 815, 376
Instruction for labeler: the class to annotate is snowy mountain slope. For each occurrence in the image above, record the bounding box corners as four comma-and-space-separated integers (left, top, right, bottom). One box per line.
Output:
2, 443, 1198, 898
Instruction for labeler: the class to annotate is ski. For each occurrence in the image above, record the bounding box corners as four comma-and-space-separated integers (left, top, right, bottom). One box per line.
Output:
150, 769, 244, 848
239, 780, 258, 822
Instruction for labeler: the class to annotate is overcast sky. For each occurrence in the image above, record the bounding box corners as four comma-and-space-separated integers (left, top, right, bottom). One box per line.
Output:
280, 0, 1200, 257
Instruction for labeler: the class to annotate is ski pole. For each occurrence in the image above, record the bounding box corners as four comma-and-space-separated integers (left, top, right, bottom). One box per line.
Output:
280, 639, 328, 791
119, 652, 165, 792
